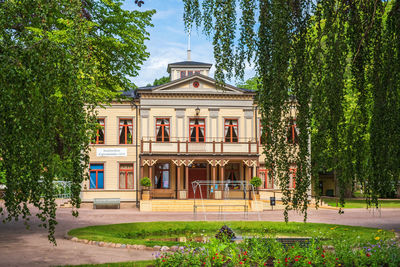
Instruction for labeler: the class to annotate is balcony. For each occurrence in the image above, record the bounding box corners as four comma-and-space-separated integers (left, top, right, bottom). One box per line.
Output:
140, 137, 259, 155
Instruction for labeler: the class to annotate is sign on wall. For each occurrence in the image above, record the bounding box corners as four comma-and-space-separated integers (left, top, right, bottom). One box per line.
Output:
96, 148, 127, 157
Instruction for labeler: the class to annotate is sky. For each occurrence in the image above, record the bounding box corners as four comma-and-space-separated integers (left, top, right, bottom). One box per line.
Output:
123, 0, 256, 87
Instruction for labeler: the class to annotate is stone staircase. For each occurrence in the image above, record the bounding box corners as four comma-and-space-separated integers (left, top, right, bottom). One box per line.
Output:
59, 199, 73, 208
140, 199, 287, 212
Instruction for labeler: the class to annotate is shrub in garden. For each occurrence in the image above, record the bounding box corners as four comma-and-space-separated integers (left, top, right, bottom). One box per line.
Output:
215, 225, 236, 241
155, 236, 400, 266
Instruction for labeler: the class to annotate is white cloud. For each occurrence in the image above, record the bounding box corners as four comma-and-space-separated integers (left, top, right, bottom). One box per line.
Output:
153, 8, 178, 20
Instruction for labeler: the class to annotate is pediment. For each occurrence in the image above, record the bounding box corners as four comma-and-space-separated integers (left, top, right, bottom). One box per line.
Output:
149, 75, 249, 95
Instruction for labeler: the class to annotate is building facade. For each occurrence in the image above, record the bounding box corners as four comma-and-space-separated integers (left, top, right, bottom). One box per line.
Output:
82, 59, 329, 210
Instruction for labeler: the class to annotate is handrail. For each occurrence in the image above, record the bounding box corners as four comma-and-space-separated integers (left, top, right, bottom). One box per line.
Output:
140, 137, 259, 154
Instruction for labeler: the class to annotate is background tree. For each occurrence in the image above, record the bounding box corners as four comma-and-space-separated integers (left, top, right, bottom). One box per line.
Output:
146, 76, 171, 87
0, 0, 154, 243
236, 76, 259, 91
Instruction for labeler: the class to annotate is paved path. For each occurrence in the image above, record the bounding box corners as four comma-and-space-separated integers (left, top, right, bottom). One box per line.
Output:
1, 206, 400, 267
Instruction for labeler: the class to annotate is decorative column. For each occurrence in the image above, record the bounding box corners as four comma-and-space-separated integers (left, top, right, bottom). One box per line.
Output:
243, 159, 258, 199
172, 160, 185, 199
219, 160, 229, 199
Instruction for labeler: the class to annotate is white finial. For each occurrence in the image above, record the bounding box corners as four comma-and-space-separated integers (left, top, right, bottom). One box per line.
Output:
187, 30, 191, 61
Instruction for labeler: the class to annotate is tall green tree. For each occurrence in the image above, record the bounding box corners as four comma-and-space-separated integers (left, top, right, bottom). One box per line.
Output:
0, 0, 154, 243
183, 0, 400, 218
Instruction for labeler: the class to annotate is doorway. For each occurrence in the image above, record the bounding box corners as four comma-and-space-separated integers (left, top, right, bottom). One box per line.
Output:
188, 164, 207, 199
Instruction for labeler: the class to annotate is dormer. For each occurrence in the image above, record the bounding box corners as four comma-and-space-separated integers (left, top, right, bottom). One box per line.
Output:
167, 61, 212, 81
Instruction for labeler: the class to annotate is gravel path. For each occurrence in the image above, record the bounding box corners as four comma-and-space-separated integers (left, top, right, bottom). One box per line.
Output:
0, 206, 399, 267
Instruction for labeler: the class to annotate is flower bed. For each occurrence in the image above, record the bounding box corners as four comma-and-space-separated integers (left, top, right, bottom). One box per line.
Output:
155, 234, 400, 266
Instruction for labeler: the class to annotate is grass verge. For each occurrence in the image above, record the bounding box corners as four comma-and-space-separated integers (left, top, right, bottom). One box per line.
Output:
68, 221, 394, 247
322, 198, 400, 208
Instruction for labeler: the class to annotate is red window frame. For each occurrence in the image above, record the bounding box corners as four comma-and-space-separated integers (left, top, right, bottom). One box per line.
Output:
289, 167, 297, 189
180, 71, 186, 78
188, 70, 193, 76
89, 163, 104, 189
288, 119, 298, 144
259, 169, 274, 189
92, 119, 105, 144
155, 163, 170, 189
224, 118, 239, 143
189, 118, 206, 143
156, 118, 170, 142
119, 118, 133, 144
119, 163, 134, 189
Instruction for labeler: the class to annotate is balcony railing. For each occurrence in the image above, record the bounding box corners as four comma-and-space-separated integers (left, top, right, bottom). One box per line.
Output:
141, 137, 260, 155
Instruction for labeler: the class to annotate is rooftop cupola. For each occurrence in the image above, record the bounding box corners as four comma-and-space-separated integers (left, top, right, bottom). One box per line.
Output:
167, 32, 212, 81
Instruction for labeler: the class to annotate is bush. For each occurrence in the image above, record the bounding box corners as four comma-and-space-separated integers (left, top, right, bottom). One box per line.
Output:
250, 176, 262, 188
155, 237, 400, 267
140, 177, 151, 187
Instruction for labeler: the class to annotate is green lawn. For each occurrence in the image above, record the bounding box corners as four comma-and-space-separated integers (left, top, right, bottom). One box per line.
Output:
322, 198, 400, 208
68, 221, 393, 247
62, 260, 154, 267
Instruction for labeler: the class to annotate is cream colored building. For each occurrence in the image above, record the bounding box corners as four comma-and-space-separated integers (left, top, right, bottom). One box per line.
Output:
82, 58, 324, 210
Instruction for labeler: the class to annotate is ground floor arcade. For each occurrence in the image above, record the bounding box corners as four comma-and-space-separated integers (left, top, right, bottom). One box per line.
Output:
140, 155, 285, 201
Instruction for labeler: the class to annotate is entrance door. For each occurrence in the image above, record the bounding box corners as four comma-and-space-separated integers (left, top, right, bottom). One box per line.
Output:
188, 168, 207, 199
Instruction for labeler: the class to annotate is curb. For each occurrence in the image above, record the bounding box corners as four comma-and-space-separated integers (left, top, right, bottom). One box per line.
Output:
64, 231, 181, 252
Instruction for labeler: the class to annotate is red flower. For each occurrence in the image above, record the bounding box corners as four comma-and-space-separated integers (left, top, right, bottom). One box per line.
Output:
203, 262, 206, 265
216, 253, 218, 255
308, 261, 312, 264
239, 261, 243, 264
292, 246, 294, 248
323, 250, 326, 253
367, 253, 370, 257
321, 254, 325, 258
244, 258, 247, 261
285, 258, 288, 262
295, 259, 299, 262
335, 258, 338, 261
162, 260, 165, 262
212, 257, 215, 260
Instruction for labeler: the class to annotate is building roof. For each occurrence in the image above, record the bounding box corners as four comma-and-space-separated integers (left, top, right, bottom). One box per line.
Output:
121, 89, 137, 98
167, 61, 213, 72
137, 73, 256, 96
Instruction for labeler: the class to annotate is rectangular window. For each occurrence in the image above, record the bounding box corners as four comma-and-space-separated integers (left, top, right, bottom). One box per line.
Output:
195, 71, 201, 74
188, 71, 193, 76
225, 119, 238, 143
260, 119, 266, 144
180, 71, 186, 78
156, 118, 170, 142
119, 163, 134, 189
92, 119, 105, 144
89, 164, 104, 189
289, 167, 297, 189
119, 118, 133, 144
259, 169, 274, 189
287, 119, 299, 144
225, 163, 240, 189
155, 163, 170, 189
189, 118, 205, 142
